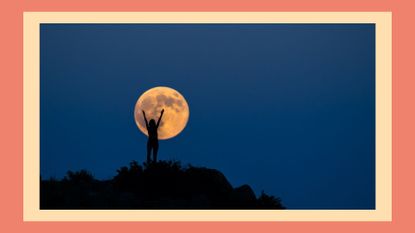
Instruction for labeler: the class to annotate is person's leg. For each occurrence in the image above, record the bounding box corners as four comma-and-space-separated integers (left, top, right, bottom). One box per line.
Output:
146, 141, 152, 164
153, 141, 159, 163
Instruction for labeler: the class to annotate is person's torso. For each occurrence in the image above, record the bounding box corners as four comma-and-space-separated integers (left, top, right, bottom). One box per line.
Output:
148, 126, 158, 139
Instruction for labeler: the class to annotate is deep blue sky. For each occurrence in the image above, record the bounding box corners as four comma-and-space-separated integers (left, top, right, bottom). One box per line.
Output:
40, 24, 375, 209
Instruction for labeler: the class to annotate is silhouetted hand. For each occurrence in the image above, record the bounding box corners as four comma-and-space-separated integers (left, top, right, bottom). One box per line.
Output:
156, 109, 165, 128
142, 110, 146, 116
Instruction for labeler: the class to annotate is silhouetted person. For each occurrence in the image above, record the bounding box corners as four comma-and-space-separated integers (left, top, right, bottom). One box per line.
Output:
142, 109, 164, 164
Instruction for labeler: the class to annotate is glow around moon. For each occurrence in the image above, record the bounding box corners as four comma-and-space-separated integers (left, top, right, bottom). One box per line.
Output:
134, 87, 189, 140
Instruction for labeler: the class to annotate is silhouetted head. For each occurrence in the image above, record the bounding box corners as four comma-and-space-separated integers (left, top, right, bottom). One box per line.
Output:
149, 119, 156, 128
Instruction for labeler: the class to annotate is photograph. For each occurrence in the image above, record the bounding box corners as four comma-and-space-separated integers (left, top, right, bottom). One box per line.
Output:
39, 23, 376, 210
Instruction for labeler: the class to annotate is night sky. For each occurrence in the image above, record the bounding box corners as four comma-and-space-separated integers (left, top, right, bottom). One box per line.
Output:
40, 24, 375, 209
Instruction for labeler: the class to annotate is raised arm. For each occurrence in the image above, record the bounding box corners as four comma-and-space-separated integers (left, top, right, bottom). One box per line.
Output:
142, 110, 149, 129
156, 109, 165, 128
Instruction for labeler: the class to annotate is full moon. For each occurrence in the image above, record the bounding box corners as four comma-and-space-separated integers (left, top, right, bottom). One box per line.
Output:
134, 86, 189, 140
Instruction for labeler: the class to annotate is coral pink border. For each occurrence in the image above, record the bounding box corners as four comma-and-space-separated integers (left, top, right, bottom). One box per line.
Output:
1, 0, 414, 232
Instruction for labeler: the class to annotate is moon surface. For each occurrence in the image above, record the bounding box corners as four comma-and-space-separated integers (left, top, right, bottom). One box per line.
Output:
134, 87, 189, 140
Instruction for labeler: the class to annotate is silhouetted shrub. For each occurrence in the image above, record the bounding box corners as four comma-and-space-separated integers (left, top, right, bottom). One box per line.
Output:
65, 170, 94, 183
113, 160, 143, 192
257, 191, 285, 209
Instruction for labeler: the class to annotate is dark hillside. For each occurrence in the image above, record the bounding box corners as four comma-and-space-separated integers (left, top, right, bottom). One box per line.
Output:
41, 160, 285, 209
